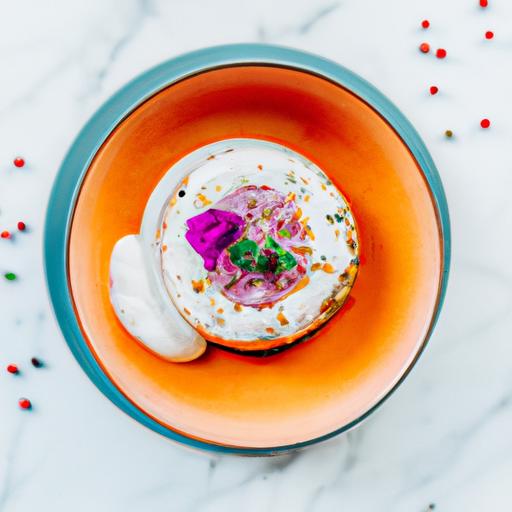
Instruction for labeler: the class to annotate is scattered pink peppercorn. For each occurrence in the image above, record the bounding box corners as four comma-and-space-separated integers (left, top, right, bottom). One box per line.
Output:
479, 0, 488, 7
485, 31, 494, 39
18, 398, 32, 410
1, 230, 11, 239
419, 42, 430, 53
421, 20, 430, 29
7, 364, 19, 375
480, 118, 491, 128
13, 157, 25, 168
430, 86, 439, 95
436, 48, 447, 59
17, 221, 26, 231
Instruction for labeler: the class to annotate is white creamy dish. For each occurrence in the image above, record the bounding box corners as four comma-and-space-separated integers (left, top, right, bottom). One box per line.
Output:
109, 139, 359, 361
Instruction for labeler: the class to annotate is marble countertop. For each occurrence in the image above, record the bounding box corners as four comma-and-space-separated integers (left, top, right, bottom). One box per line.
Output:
1, 0, 511, 510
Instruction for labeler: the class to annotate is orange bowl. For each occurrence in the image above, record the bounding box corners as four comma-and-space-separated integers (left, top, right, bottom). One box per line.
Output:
45, 45, 449, 453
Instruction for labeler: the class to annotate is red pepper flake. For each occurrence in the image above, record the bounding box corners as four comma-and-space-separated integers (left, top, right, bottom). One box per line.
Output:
485, 31, 494, 40
320, 263, 335, 274
17, 221, 26, 231
276, 312, 289, 326
419, 42, 430, 53
436, 48, 447, 59
1, 230, 11, 239
480, 118, 491, 128
260, 185, 271, 191
13, 157, 25, 168
421, 20, 430, 29
429, 85, 439, 95
479, 0, 488, 7
191, 279, 205, 293
7, 364, 19, 374
18, 398, 32, 410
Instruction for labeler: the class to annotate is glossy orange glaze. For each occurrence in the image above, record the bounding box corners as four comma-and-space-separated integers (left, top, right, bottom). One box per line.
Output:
69, 66, 442, 448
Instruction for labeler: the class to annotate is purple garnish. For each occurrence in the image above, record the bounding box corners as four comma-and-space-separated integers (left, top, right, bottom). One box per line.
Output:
185, 208, 244, 271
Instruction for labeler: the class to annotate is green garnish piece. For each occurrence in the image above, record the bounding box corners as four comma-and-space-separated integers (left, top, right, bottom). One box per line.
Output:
265, 236, 297, 273
228, 236, 297, 274
334, 213, 343, 223
4, 272, 16, 281
277, 228, 291, 239
256, 254, 269, 272
225, 274, 240, 289
276, 251, 297, 272
228, 239, 259, 271
264, 235, 281, 252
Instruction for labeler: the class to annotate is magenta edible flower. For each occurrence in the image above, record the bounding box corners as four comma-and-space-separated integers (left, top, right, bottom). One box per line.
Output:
185, 208, 244, 271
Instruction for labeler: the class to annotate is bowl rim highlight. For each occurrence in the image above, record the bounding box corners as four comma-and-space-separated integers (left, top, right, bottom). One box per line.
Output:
44, 43, 451, 455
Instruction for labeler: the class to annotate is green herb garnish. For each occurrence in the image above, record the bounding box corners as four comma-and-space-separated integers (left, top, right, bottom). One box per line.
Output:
228, 236, 296, 274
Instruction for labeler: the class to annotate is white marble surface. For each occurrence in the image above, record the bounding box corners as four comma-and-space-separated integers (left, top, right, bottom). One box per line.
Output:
1, 0, 511, 510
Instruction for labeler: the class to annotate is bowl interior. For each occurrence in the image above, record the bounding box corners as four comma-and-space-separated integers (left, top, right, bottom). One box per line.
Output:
68, 65, 442, 448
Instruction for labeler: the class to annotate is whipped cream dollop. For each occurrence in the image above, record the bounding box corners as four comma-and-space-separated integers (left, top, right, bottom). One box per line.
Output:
109, 139, 359, 361
109, 235, 206, 362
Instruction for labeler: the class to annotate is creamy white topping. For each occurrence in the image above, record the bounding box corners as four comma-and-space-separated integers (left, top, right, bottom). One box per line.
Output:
109, 139, 359, 359
109, 235, 206, 361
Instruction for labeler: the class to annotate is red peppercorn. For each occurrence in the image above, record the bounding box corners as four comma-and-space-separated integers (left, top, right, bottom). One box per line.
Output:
479, 0, 488, 7
485, 31, 494, 39
7, 364, 19, 374
18, 398, 32, 410
1, 231, 11, 239
17, 221, 26, 231
13, 157, 25, 168
421, 20, 430, 29
480, 118, 491, 128
429, 86, 439, 95
419, 42, 430, 53
436, 48, 447, 59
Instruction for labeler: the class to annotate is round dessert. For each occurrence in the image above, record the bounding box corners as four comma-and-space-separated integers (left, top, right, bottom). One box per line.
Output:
109, 139, 359, 360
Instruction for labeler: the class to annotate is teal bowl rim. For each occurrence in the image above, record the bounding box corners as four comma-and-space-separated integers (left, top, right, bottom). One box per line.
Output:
44, 43, 450, 455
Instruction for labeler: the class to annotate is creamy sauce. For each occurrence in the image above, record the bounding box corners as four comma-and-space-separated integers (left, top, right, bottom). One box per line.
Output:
109, 139, 359, 360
